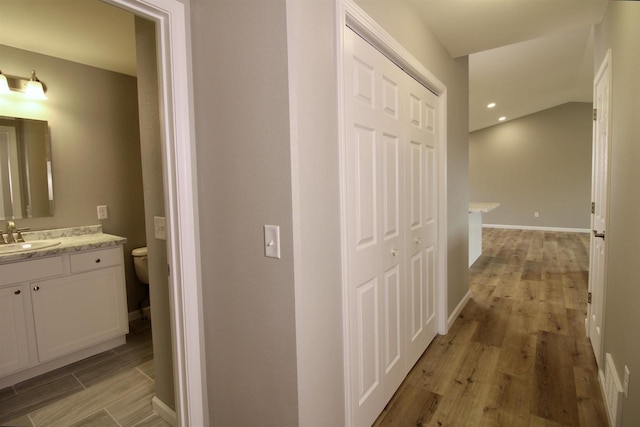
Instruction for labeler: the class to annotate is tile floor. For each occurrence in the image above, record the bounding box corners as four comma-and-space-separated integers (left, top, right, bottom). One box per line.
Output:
0, 319, 171, 427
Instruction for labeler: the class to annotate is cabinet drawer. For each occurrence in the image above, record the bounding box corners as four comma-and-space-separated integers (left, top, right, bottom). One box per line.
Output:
0, 256, 64, 286
69, 247, 122, 273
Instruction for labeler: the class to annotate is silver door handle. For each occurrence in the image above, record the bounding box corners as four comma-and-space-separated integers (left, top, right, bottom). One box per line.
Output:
593, 230, 605, 240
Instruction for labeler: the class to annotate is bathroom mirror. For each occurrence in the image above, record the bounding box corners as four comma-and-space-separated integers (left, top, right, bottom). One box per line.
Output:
0, 116, 54, 220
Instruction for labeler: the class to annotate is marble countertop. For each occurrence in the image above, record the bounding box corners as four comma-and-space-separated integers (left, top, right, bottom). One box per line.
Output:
469, 202, 501, 213
0, 225, 127, 263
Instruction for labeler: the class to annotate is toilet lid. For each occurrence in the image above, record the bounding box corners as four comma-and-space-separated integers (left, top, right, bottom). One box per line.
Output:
132, 247, 148, 257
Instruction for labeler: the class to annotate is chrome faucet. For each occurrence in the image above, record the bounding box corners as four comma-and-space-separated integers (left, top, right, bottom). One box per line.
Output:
4, 221, 17, 244
1, 221, 29, 244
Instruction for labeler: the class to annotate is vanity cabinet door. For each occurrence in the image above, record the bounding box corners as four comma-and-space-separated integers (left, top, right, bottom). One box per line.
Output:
31, 266, 128, 362
0, 285, 32, 376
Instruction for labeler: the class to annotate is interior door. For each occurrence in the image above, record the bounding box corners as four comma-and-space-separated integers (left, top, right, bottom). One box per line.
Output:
405, 77, 439, 368
588, 50, 611, 368
344, 27, 440, 427
344, 27, 406, 427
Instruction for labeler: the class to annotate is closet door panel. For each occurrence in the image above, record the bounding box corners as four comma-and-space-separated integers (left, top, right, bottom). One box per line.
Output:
405, 78, 439, 367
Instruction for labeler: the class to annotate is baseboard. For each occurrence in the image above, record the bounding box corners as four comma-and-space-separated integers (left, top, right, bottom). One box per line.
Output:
152, 396, 177, 426
128, 306, 151, 322
483, 224, 590, 233
447, 290, 471, 332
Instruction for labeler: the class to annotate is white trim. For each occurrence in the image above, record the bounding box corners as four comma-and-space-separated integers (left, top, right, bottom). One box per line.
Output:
483, 224, 590, 233
335, 1, 351, 424
103, 1, 207, 425
447, 290, 471, 331
153, 395, 178, 426
339, 1, 449, 424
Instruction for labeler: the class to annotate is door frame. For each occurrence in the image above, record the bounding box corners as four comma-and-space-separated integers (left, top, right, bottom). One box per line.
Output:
105, 0, 207, 425
587, 48, 612, 368
337, 0, 448, 423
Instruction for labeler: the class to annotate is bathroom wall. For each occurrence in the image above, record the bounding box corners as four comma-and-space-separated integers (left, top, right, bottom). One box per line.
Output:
0, 44, 147, 313
134, 16, 175, 411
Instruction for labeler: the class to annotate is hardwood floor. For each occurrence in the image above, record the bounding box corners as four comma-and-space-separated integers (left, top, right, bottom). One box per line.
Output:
0, 319, 171, 427
374, 228, 608, 426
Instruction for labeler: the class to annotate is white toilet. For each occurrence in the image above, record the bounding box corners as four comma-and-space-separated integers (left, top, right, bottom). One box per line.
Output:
132, 247, 150, 319
132, 247, 149, 284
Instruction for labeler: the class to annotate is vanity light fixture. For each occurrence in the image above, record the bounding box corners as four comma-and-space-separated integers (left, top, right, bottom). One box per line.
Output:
487, 102, 496, 108
0, 69, 48, 100
0, 70, 10, 95
24, 70, 47, 100
498, 116, 506, 121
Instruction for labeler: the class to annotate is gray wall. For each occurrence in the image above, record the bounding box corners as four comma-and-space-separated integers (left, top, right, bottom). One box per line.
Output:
191, 1, 299, 425
188, 0, 470, 425
134, 17, 175, 411
469, 102, 593, 229
594, 2, 640, 426
355, 0, 471, 315
0, 44, 147, 313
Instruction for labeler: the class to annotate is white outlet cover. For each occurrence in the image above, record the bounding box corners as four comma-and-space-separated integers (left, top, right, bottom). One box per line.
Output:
97, 205, 108, 220
154, 216, 166, 240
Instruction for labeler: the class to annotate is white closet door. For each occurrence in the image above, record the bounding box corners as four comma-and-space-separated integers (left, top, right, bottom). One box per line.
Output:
405, 77, 439, 367
344, 27, 440, 427
344, 28, 406, 427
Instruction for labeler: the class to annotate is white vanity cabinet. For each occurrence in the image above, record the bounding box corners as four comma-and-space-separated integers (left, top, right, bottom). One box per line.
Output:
31, 247, 128, 362
0, 284, 32, 377
0, 245, 128, 386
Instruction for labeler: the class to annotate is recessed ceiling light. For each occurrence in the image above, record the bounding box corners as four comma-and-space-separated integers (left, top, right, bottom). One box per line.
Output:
487, 102, 496, 108
498, 116, 506, 121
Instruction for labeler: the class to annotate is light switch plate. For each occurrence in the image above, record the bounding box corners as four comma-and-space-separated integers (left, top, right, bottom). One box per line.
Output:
264, 225, 281, 259
97, 205, 108, 220
154, 216, 166, 240
624, 366, 630, 398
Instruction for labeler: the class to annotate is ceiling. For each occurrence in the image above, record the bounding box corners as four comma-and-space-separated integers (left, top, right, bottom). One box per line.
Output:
0, 0, 609, 131
0, 0, 136, 77
411, 0, 608, 130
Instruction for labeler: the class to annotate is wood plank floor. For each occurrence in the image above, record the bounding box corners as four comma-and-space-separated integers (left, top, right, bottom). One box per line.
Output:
374, 228, 608, 426
0, 319, 171, 427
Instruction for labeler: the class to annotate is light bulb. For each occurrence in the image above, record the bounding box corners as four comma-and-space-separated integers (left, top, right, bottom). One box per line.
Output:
25, 70, 47, 100
0, 71, 10, 95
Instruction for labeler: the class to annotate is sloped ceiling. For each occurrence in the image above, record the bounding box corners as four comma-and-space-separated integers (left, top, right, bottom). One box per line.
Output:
0, 0, 136, 76
411, 0, 608, 131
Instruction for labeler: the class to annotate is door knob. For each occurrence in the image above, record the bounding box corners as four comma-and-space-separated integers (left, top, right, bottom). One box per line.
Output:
593, 230, 605, 240
14, 289, 21, 295
391, 248, 398, 257
33, 286, 40, 291
414, 236, 421, 244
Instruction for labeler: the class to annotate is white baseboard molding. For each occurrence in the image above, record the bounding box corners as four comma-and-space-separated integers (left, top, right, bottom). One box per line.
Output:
447, 290, 471, 332
483, 224, 590, 233
152, 396, 177, 426
128, 306, 151, 322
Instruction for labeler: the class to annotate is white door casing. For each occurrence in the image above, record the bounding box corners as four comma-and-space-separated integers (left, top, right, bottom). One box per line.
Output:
588, 49, 611, 368
102, 1, 207, 425
343, 23, 443, 427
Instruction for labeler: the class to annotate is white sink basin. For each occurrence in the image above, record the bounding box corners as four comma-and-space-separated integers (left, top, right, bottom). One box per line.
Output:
0, 240, 61, 254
